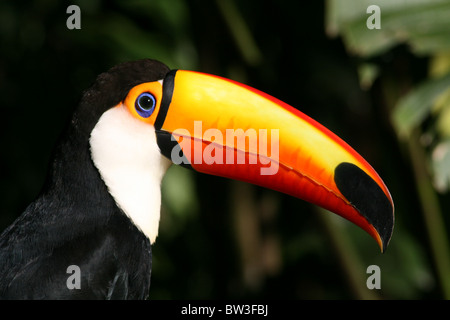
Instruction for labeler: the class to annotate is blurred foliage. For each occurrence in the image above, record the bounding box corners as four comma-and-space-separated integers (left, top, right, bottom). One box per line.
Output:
327, 0, 450, 299
0, 0, 449, 300
327, 0, 450, 57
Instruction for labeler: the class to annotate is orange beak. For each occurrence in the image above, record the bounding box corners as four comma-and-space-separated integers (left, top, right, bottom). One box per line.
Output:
148, 70, 394, 252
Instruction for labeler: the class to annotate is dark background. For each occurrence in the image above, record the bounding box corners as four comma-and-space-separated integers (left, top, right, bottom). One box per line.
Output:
0, 0, 445, 299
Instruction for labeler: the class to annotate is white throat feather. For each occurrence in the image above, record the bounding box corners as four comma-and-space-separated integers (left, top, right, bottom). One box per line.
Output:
89, 104, 171, 243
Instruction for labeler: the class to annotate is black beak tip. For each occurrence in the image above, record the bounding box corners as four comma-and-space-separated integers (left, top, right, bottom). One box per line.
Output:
334, 162, 394, 253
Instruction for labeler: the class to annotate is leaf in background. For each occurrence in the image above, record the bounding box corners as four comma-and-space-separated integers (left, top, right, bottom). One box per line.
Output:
436, 100, 450, 138
159, 165, 199, 241
117, 0, 189, 33
381, 231, 435, 299
72, 0, 198, 69
161, 165, 199, 219
98, 13, 175, 64
392, 73, 450, 138
432, 139, 450, 193
114, 0, 198, 69
326, 0, 450, 57
430, 52, 450, 140
357, 63, 379, 90
430, 51, 450, 78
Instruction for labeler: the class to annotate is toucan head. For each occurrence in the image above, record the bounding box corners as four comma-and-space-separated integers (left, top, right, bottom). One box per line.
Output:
84, 59, 394, 252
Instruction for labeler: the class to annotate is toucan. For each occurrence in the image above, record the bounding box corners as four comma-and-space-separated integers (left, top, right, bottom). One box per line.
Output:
0, 59, 394, 299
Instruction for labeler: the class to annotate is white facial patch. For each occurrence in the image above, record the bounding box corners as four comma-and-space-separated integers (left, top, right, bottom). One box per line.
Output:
89, 104, 172, 243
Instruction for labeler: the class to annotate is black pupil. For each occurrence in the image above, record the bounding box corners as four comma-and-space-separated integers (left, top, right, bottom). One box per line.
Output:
139, 95, 154, 110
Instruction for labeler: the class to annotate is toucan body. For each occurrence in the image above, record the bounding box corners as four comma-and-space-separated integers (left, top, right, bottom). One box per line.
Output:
0, 59, 394, 299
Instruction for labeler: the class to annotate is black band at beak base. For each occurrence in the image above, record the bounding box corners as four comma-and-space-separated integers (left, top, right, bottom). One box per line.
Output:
154, 69, 177, 130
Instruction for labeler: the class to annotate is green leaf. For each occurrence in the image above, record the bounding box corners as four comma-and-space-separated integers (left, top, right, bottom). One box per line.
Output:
436, 100, 450, 138
432, 140, 450, 193
357, 63, 380, 90
392, 73, 450, 138
381, 231, 435, 299
326, 0, 450, 57
116, 0, 189, 33
161, 165, 199, 219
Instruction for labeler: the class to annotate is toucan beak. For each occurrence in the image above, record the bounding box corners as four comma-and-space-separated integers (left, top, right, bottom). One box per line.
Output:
154, 70, 394, 252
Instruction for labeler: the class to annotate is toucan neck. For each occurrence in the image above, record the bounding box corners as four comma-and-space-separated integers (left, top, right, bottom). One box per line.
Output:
41, 109, 116, 223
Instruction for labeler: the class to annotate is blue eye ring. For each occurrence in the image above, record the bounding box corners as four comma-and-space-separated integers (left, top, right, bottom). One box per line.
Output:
135, 92, 156, 118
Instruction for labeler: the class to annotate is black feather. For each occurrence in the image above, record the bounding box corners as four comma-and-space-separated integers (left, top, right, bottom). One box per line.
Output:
0, 59, 170, 299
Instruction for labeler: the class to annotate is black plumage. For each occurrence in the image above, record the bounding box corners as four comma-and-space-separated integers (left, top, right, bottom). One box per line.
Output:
0, 59, 170, 299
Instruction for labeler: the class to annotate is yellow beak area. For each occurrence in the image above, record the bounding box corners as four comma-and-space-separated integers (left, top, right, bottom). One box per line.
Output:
153, 70, 394, 252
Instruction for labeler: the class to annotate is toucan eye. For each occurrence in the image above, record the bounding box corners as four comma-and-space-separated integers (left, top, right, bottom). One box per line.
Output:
135, 92, 156, 118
